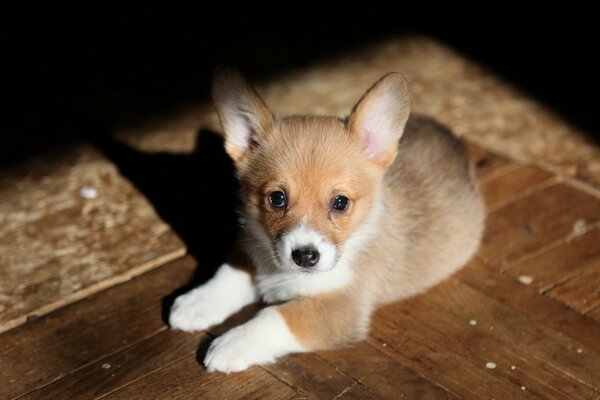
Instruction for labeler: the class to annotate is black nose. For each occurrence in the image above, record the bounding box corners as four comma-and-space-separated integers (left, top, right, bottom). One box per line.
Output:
291, 247, 320, 268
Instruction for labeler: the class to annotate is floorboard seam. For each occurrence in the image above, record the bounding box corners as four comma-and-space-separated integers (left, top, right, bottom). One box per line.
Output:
499, 221, 600, 273
485, 177, 560, 213
12, 326, 169, 400
420, 280, 600, 393
259, 366, 307, 398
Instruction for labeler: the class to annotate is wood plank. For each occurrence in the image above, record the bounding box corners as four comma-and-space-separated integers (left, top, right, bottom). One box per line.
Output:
457, 260, 600, 353
20, 330, 207, 400
420, 278, 600, 394
360, 353, 459, 400
0, 144, 186, 333
479, 164, 555, 211
505, 227, 600, 292
480, 183, 600, 269
100, 355, 301, 400
463, 142, 517, 180
0, 256, 197, 400
318, 341, 458, 399
263, 354, 354, 400
368, 314, 540, 399
548, 262, 600, 313
318, 342, 386, 381
587, 306, 600, 323
373, 292, 600, 400
334, 382, 383, 400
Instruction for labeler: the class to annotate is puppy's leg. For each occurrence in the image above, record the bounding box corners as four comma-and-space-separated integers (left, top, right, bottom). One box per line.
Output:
169, 250, 257, 332
204, 290, 369, 373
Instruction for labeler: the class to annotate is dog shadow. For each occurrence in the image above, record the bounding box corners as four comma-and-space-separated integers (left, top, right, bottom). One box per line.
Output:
97, 128, 240, 324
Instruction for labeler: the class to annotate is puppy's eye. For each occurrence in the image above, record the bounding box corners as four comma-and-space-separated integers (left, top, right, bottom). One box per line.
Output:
332, 195, 349, 211
268, 191, 287, 209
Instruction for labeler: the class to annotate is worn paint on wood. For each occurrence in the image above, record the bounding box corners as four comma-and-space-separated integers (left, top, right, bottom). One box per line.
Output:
0, 145, 186, 333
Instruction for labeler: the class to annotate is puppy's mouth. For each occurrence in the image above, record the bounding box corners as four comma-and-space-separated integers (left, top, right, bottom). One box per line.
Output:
273, 226, 338, 273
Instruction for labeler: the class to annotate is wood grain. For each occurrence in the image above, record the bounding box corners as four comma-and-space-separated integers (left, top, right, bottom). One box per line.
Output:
369, 314, 541, 399
464, 142, 517, 180
457, 260, 600, 353
264, 354, 354, 399
0, 256, 197, 400
587, 306, 600, 323
505, 227, 600, 292
548, 262, 600, 313
422, 279, 600, 395
20, 330, 207, 400
318, 341, 457, 399
333, 383, 383, 400
359, 354, 459, 400
101, 356, 301, 400
479, 164, 555, 211
0, 145, 186, 333
374, 291, 600, 399
480, 183, 600, 269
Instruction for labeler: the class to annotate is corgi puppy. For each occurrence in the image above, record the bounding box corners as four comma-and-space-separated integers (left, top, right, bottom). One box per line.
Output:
169, 70, 485, 373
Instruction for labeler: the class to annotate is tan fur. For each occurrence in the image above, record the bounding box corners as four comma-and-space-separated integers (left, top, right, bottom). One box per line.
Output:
240, 116, 380, 247
213, 70, 485, 351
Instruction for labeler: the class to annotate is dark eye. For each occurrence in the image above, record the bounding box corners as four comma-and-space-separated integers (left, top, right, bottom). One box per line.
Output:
268, 191, 286, 209
332, 195, 349, 211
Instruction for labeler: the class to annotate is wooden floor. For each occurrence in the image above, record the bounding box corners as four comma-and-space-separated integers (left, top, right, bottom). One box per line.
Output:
2, 35, 600, 399
1, 142, 599, 400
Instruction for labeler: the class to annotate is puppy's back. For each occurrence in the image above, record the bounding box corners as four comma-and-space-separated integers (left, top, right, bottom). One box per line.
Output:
367, 115, 484, 304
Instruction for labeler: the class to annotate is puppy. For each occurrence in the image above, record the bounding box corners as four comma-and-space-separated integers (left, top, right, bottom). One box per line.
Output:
169, 70, 485, 373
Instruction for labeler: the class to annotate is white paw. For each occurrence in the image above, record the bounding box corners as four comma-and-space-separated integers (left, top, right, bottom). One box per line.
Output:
204, 326, 267, 373
204, 307, 304, 373
169, 263, 258, 332
169, 288, 222, 332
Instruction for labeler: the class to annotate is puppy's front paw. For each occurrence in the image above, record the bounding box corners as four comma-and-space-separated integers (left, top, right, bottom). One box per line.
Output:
169, 289, 219, 332
169, 264, 258, 332
203, 307, 304, 373
204, 327, 261, 373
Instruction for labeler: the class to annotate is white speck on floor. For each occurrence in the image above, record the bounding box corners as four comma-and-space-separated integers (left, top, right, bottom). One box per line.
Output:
511, 365, 516, 370
521, 386, 526, 391
382, 343, 388, 347
80, 186, 98, 199
102, 363, 111, 369
573, 219, 586, 235
485, 362, 496, 369
577, 348, 583, 353
518, 275, 534, 285
469, 319, 477, 326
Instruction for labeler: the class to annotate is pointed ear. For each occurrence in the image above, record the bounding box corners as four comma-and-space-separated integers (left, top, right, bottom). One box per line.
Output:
212, 68, 273, 164
347, 72, 411, 168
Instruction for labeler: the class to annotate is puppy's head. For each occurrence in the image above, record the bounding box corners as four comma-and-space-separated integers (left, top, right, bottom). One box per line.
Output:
213, 70, 411, 273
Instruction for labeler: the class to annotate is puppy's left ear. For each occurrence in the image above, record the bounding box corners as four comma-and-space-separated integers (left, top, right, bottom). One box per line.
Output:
212, 68, 273, 165
347, 72, 411, 168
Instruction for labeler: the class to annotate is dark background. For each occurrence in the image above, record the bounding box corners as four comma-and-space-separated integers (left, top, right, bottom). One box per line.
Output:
3, 4, 598, 268
3, 3, 599, 165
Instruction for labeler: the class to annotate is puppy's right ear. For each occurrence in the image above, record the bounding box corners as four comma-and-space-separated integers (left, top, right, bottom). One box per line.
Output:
212, 69, 273, 164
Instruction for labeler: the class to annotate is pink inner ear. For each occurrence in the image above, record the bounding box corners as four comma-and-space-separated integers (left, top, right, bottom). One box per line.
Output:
363, 128, 378, 158
363, 121, 389, 159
